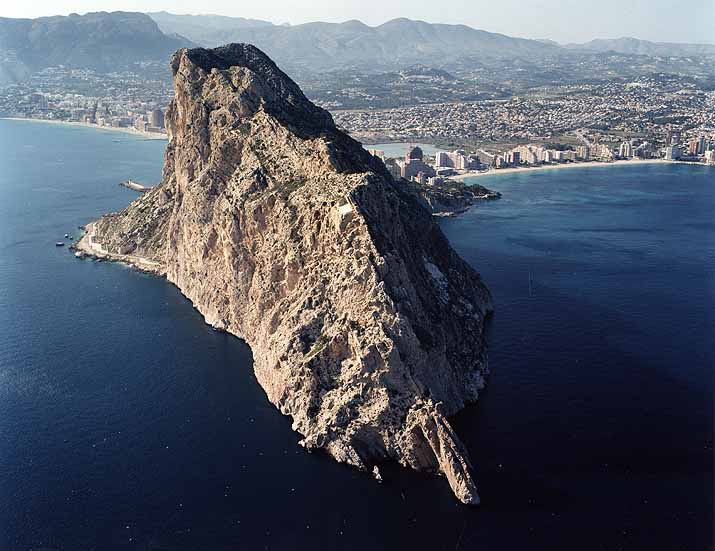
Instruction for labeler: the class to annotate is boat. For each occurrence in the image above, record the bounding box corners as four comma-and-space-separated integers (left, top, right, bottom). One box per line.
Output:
64, 234, 69, 238
55, 242, 64, 247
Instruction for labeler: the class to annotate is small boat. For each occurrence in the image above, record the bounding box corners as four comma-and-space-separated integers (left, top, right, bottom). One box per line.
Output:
64, 234, 69, 238
55, 242, 64, 247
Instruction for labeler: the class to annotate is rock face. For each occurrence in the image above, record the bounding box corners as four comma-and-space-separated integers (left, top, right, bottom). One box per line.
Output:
77, 43, 493, 504
410, 179, 501, 216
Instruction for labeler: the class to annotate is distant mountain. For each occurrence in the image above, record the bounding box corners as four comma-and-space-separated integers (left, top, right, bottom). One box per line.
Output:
0, 11, 192, 82
565, 37, 715, 57
3, 11, 713, 87
148, 16, 562, 71
534, 39, 560, 46
148, 11, 274, 45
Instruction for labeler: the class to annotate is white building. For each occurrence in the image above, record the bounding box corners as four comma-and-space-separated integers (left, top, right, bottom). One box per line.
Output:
435, 151, 449, 167
665, 146, 681, 160
619, 141, 633, 158
434, 150, 470, 170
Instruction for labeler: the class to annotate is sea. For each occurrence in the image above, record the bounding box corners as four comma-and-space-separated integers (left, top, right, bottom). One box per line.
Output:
1, 120, 713, 550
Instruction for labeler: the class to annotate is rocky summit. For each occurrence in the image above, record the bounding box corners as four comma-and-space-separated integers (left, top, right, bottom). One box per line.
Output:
76, 43, 493, 504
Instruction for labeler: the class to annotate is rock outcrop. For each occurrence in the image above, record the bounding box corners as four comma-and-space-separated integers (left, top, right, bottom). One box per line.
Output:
410, 179, 501, 216
77, 43, 492, 504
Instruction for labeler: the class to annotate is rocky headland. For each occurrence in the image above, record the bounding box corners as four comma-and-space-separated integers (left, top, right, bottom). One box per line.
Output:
76, 43, 493, 504
411, 179, 500, 216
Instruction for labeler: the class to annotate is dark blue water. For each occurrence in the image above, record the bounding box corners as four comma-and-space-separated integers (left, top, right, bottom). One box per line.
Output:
1, 120, 712, 550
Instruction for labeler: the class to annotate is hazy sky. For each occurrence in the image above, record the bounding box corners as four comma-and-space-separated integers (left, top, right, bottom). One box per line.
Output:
2, 0, 713, 44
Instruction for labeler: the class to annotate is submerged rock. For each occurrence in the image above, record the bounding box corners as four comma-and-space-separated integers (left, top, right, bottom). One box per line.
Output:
76, 43, 493, 504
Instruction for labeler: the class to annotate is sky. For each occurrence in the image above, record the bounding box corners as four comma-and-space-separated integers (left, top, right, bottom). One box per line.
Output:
2, 0, 713, 44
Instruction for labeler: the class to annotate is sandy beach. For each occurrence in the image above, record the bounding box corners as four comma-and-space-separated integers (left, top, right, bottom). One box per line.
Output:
450, 158, 702, 180
0, 117, 168, 140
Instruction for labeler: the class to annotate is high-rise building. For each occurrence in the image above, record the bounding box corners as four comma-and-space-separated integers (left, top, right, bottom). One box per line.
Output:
576, 145, 590, 160
618, 141, 633, 158
665, 146, 681, 160
688, 140, 699, 156
705, 150, 715, 164
696, 136, 706, 155
522, 149, 538, 164
435, 151, 449, 167
150, 108, 165, 129
399, 146, 435, 180
507, 151, 521, 165
434, 150, 477, 170
590, 144, 613, 161
466, 154, 481, 169
634, 142, 653, 158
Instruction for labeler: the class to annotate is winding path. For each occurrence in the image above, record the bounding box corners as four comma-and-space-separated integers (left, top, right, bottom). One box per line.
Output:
82, 222, 162, 269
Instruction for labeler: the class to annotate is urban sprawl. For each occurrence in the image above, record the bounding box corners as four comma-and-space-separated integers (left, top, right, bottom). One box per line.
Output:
1, 67, 714, 171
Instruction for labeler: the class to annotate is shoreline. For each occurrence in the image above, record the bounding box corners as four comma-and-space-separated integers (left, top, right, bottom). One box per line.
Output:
452, 158, 709, 180
0, 117, 168, 140
74, 222, 165, 274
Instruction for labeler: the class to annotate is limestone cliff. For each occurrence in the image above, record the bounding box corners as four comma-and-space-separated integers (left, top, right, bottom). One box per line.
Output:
77, 44, 493, 504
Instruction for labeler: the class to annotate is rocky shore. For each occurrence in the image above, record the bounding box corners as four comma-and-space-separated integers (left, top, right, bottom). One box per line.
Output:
75, 44, 493, 504
412, 179, 501, 216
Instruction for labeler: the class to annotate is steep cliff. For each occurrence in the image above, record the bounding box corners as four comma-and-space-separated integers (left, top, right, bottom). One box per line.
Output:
77, 43, 493, 504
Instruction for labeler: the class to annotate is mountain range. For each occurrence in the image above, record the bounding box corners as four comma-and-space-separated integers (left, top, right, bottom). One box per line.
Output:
148, 11, 273, 45
564, 37, 715, 57
148, 13, 715, 61
148, 15, 561, 71
0, 11, 713, 84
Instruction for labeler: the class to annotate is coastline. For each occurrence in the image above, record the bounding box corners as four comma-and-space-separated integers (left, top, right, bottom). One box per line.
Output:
451, 158, 709, 180
0, 117, 168, 140
74, 222, 165, 274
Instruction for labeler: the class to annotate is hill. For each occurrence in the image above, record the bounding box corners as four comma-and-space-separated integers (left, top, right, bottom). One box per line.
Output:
0, 11, 192, 82
148, 11, 273, 45
147, 16, 562, 71
565, 37, 715, 57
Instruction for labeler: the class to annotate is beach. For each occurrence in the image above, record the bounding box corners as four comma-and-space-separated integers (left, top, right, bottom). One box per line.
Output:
451, 158, 698, 180
0, 117, 168, 140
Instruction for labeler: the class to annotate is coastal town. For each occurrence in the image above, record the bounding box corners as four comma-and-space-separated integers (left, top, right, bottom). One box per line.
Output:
1, 65, 714, 169
335, 75, 715, 158
0, 65, 171, 136
369, 138, 714, 192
